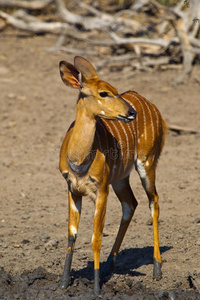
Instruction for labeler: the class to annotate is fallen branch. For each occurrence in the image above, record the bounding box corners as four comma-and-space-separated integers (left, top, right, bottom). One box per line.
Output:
0, 0, 53, 10
171, 17, 196, 85
150, 0, 200, 84
0, 0, 199, 85
169, 124, 199, 135
109, 31, 173, 48
44, 46, 100, 56
85, 32, 177, 48
0, 10, 76, 35
55, 0, 140, 33
95, 54, 139, 70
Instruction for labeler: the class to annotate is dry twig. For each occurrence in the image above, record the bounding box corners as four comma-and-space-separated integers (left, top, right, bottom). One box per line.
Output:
0, 0, 199, 83
0, 0, 53, 10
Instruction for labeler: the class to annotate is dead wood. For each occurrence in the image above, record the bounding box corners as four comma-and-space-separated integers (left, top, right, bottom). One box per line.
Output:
0, 10, 76, 36
169, 124, 199, 135
171, 17, 196, 85
0, 0, 53, 10
55, 0, 140, 33
95, 54, 139, 71
44, 46, 100, 56
0, 0, 199, 83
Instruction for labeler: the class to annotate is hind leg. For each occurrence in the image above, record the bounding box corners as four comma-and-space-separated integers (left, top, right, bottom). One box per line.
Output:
101, 176, 138, 278
136, 158, 162, 280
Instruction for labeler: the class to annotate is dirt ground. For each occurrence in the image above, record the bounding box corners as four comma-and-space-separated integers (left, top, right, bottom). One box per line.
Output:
0, 31, 200, 300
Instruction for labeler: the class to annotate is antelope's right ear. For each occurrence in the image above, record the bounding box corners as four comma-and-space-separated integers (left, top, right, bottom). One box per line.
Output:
59, 61, 82, 89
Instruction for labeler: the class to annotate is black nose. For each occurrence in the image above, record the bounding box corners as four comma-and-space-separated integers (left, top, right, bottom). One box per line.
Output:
127, 107, 137, 120
116, 94, 137, 121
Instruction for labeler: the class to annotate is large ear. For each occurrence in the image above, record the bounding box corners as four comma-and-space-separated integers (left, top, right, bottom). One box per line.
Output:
74, 56, 98, 82
59, 61, 82, 89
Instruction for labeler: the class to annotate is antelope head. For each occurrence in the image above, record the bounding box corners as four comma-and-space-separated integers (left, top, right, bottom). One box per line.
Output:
59, 56, 137, 123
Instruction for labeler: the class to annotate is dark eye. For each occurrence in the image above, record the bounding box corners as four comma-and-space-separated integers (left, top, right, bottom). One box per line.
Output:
99, 92, 108, 98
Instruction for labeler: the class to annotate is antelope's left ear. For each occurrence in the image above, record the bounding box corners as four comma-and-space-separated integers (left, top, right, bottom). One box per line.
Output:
59, 61, 82, 89
74, 56, 98, 82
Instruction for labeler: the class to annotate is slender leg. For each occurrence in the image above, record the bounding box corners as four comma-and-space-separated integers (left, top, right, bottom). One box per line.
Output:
101, 177, 138, 279
136, 160, 162, 280
151, 191, 162, 280
60, 191, 82, 289
92, 186, 109, 295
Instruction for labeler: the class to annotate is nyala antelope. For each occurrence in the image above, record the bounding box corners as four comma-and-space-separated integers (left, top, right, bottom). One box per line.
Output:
59, 56, 167, 295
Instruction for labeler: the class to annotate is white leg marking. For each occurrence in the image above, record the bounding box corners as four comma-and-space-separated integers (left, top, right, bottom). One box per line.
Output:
122, 202, 133, 221
136, 159, 146, 178
137, 159, 149, 188
149, 201, 154, 217
91, 233, 95, 245
71, 201, 81, 213
70, 225, 77, 236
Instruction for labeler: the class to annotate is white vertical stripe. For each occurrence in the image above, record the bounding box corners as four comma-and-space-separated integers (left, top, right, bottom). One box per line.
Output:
150, 102, 160, 137
126, 92, 147, 141
143, 100, 154, 141
121, 92, 139, 161
127, 122, 136, 162
110, 120, 123, 178
134, 95, 147, 141
121, 95, 137, 138
127, 96, 139, 141
118, 121, 129, 170
102, 120, 118, 182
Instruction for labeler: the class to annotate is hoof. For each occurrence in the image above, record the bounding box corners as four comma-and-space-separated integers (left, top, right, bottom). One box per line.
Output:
94, 288, 101, 297
153, 258, 162, 280
59, 276, 70, 289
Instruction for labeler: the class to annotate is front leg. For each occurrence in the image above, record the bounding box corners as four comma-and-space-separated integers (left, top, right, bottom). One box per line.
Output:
60, 191, 82, 289
92, 185, 109, 295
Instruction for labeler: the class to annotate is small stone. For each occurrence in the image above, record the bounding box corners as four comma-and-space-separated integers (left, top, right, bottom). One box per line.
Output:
7, 93, 16, 99
21, 239, 30, 244
45, 238, 59, 250
179, 184, 186, 190
194, 217, 200, 224
146, 218, 152, 226
0, 66, 9, 75
40, 232, 50, 243
195, 239, 200, 246
17, 95, 27, 101
178, 234, 184, 239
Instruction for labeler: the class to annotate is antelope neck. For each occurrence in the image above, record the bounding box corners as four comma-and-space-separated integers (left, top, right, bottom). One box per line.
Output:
67, 97, 96, 168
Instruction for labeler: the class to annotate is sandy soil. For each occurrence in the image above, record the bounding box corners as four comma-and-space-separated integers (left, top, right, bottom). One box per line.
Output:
0, 32, 200, 299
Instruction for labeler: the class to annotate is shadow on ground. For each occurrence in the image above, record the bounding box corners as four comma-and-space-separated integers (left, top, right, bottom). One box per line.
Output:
71, 246, 172, 282
1, 246, 199, 300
